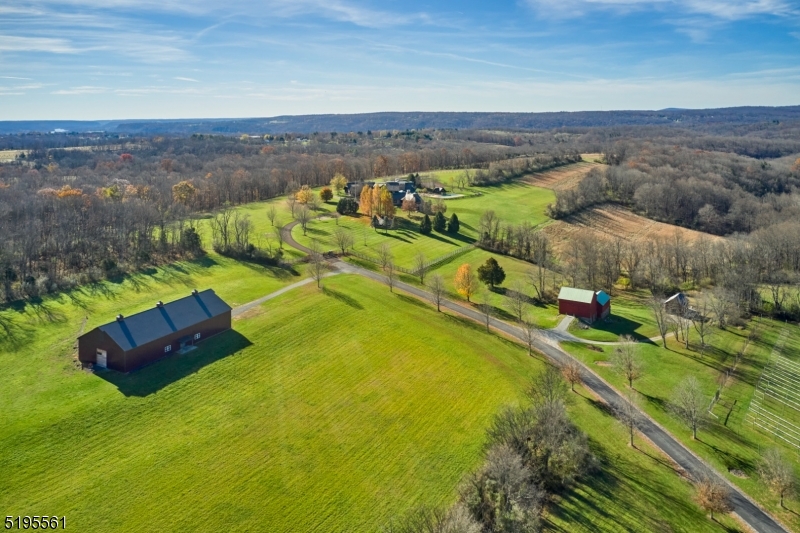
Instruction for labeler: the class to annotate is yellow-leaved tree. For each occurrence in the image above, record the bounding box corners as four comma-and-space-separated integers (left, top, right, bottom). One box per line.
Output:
330, 173, 347, 196
296, 185, 315, 205
371, 185, 382, 216
454, 263, 478, 302
359, 185, 372, 216
379, 188, 395, 218
172, 180, 196, 205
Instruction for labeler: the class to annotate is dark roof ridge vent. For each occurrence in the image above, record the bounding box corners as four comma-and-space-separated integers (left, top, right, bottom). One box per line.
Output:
116, 314, 124, 321
156, 301, 163, 307
191, 289, 199, 296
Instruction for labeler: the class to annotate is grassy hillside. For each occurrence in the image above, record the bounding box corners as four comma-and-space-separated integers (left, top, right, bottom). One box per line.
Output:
1, 275, 541, 532
562, 318, 800, 531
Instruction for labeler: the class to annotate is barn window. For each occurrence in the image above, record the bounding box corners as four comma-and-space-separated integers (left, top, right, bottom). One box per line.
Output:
164, 345, 172, 353
194, 333, 201, 341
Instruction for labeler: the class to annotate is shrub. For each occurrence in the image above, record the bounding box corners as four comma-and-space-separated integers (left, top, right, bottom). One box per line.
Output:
419, 214, 432, 235
336, 197, 358, 216
320, 187, 333, 202
447, 213, 460, 233
433, 211, 447, 232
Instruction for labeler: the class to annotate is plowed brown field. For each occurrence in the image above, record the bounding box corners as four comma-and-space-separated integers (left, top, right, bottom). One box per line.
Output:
542, 204, 723, 252
522, 159, 603, 190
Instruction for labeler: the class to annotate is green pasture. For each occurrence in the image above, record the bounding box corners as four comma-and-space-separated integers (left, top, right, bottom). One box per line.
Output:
568, 290, 661, 342
0, 253, 305, 437
427, 247, 561, 329
561, 317, 800, 531
292, 212, 472, 269
2, 275, 542, 532
441, 182, 554, 229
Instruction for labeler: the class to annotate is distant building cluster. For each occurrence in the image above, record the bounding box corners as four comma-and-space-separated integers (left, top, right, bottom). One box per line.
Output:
344, 180, 422, 207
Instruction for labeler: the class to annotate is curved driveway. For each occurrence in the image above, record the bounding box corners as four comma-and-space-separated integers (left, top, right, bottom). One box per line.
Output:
280, 219, 787, 533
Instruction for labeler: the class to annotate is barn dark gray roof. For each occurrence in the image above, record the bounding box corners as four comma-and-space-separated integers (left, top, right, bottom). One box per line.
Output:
97, 289, 231, 351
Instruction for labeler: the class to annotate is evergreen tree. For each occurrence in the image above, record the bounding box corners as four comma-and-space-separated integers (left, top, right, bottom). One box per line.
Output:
419, 214, 432, 235
433, 211, 447, 232
477, 257, 506, 288
447, 213, 460, 233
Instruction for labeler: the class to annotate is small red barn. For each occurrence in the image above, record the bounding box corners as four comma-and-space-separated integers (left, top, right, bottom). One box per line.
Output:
558, 287, 611, 323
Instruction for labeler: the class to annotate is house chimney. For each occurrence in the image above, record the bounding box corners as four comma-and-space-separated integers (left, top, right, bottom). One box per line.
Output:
156, 301, 163, 307
191, 289, 198, 296
116, 314, 124, 321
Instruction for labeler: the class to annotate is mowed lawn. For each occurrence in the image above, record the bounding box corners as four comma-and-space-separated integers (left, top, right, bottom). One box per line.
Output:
0, 253, 304, 437
442, 182, 554, 229
1, 275, 543, 532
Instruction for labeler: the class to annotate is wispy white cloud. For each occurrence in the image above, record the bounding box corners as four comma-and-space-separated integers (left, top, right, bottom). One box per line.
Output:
52, 86, 107, 94
0, 35, 76, 53
174, 76, 199, 82
0, 76, 33, 80
524, 0, 797, 19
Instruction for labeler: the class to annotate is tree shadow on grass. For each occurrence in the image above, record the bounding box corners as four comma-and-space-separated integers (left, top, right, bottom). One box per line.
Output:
323, 286, 363, 309
578, 314, 656, 344
97, 329, 252, 397
0, 311, 36, 351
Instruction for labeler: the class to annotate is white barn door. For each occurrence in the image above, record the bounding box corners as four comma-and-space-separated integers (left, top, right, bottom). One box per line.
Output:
96, 349, 107, 368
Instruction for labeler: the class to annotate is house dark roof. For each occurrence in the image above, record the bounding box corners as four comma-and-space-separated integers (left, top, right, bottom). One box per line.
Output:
95, 289, 231, 351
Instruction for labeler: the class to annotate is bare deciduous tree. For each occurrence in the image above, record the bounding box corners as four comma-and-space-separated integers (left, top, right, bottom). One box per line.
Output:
427, 274, 446, 312
709, 288, 734, 328
414, 252, 427, 284
385, 260, 396, 293
648, 297, 670, 348
296, 205, 312, 236
332, 228, 353, 255
670, 376, 707, 440
286, 193, 298, 218
308, 240, 327, 289
521, 315, 538, 357
693, 293, 714, 355
562, 360, 582, 392
505, 279, 528, 324
377, 243, 393, 271
273, 224, 284, 249
695, 475, 731, 521
266, 203, 277, 226
758, 448, 796, 508
615, 389, 641, 447
612, 335, 643, 389
528, 365, 567, 409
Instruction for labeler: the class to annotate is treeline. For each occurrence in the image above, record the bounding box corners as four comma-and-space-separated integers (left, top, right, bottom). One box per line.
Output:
386, 368, 593, 533
550, 145, 800, 235
472, 153, 583, 186
478, 210, 800, 321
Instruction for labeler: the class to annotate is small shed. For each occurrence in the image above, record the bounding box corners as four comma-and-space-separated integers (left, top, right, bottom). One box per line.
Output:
595, 290, 611, 320
78, 289, 232, 373
664, 292, 689, 316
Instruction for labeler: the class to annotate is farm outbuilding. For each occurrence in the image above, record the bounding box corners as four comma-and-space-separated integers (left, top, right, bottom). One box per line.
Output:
558, 287, 611, 323
78, 289, 232, 373
664, 292, 689, 316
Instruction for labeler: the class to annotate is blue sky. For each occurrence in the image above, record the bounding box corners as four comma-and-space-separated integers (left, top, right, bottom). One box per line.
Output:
0, 0, 799, 119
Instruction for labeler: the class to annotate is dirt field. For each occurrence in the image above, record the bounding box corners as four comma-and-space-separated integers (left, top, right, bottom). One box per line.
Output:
0, 150, 27, 162
543, 204, 723, 252
522, 159, 603, 190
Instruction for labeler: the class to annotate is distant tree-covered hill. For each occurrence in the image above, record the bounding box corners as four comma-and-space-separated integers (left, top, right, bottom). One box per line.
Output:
2, 105, 799, 135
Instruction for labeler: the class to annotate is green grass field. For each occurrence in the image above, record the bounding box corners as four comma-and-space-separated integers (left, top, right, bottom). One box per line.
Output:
442, 181, 554, 229
428, 247, 561, 329
561, 317, 800, 531
1, 269, 762, 532
1, 275, 543, 532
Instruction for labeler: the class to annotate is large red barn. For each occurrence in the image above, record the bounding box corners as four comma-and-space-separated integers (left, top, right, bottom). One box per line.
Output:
558, 287, 611, 323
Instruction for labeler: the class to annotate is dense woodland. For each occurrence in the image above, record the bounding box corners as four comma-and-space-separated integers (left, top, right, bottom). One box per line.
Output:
2, 118, 800, 316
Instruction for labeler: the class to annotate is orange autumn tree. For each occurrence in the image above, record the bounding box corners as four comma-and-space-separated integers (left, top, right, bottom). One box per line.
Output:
454, 263, 478, 302
359, 185, 372, 216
